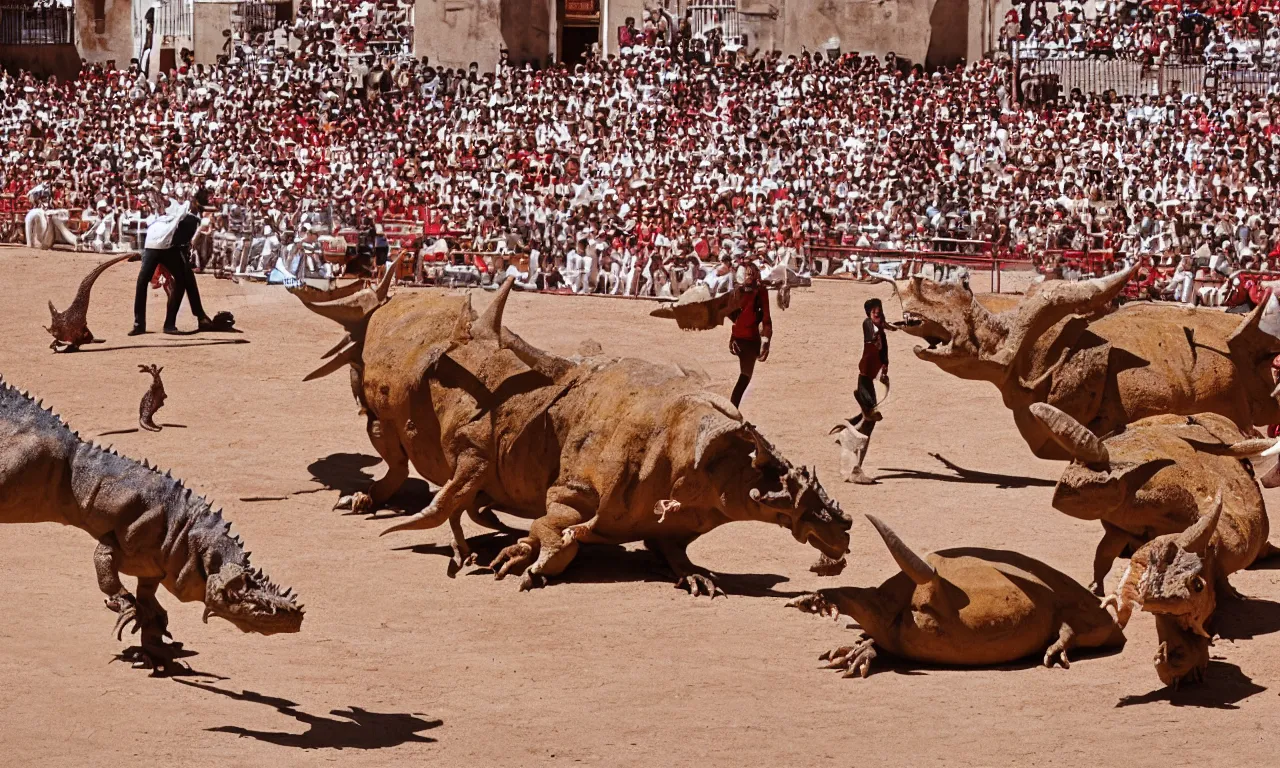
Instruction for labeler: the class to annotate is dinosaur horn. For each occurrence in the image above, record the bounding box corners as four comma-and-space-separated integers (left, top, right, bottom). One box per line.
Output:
472, 276, 516, 343
1176, 492, 1222, 555
320, 333, 353, 359
866, 514, 936, 585
304, 344, 360, 381
451, 293, 474, 342
374, 256, 400, 302
379, 508, 438, 536
1028, 403, 1109, 464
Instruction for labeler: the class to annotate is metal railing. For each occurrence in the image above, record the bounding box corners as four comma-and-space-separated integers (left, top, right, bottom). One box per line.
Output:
233, 1, 290, 37
133, 0, 193, 43
1012, 40, 1280, 100
0, 6, 74, 45
688, 0, 741, 44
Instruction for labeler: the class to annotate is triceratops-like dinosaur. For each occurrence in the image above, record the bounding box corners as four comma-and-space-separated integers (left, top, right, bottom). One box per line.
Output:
46, 253, 139, 352
293, 275, 852, 595
0, 376, 303, 673
1031, 404, 1277, 596
787, 515, 1127, 677
894, 268, 1280, 460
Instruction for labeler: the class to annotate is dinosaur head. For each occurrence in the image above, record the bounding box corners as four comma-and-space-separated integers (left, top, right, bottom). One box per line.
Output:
1153, 614, 1212, 688
1030, 404, 1178, 518
189, 505, 304, 636
743, 427, 853, 559
1133, 499, 1222, 642
895, 267, 1133, 384
203, 562, 305, 635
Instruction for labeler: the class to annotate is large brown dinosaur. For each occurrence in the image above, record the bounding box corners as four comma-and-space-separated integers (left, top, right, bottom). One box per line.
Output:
46, 253, 139, 352
787, 515, 1126, 677
894, 269, 1280, 460
0, 376, 303, 673
293, 275, 852, 594
1030, 404, 1276, 596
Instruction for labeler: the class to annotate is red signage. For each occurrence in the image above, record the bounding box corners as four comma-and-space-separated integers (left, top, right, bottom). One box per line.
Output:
564, 0, 598, 18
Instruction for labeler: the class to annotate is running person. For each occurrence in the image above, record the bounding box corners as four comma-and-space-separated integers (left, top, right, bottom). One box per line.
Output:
841, 297, 895, 484
729, 261, 771, 408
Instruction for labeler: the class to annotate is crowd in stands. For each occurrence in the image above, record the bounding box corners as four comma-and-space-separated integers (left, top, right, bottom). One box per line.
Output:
1005, 0, 1280, 66
6, 0, 1280, 304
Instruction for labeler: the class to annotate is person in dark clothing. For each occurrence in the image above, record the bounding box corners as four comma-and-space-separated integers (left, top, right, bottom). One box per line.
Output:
728, 261, 771, 408
840, 297, 896, 484
130, 191, 220, 335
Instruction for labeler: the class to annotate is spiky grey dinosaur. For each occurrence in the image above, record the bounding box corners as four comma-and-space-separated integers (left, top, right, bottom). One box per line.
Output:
0, 375, 303, 673
138, 364, 166, 432
46, 253, 138, 352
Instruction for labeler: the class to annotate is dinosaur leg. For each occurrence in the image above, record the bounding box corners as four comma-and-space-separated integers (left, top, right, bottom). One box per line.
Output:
118, 580, 187, 675
335, 418, 409, 514
379, 450, 488, 537
95, 536, 138, 636
445, 508, 479, 576
1043, 623, 1076, 669
516, 501, 594, 592
468, 505, 517, 533
1091, 523, 1143, 596
645, 536, 724, 598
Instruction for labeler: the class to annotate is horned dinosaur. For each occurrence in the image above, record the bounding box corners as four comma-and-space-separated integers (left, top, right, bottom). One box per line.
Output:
292, 274, 852, 594
894, 268, 1280, 459
46, 253, 139, 352
0, 375, 303, 673
1030, 404, 1277, 596
788, 515, 1126, 677
138, 364, 166, 432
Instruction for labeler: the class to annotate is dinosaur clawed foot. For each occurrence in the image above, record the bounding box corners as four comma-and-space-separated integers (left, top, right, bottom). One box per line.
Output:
675, 572, 725, 599
819, 638, 878, 679
489, 540, 536, 580
334, 492, 374, 514
447, 543, 478, 578
786, 592, 840, 620
1043, 639, 1072, 670
519, 570, 548, 592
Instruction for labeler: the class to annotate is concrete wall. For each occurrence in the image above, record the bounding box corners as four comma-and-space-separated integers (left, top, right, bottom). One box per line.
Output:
193, 1, 235, 67
415, 0, 506, 71
75, 0, 133, 65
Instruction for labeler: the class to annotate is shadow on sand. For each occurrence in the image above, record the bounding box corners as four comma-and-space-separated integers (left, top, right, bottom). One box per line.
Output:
306, 452, 433, 503
175, 679, 442, 750
74, 339, 250, 353
393, 532, 797, 597
1114, 661, 1266, 709
876, 453, 1057, 490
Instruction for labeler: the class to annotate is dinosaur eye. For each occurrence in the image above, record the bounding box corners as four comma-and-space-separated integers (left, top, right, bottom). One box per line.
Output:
1191, 576, 1205, 593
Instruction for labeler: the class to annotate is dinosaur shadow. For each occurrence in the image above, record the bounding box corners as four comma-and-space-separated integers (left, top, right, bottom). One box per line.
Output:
1114, 661, 1266, 709
876, 453, 1057, 489
110, 645, 229, 680
1212, 597, 1280, 641
76, 339, 251, 353
174, 680, 442, 750
97, 424, 188, 437
306, 452, 433, 501
817, 636, 1124, 677
395, 532, 796, 597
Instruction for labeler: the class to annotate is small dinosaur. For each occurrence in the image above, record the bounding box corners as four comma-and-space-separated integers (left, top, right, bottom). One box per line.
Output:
46, 253, 139, 352
788, 515, 1126, 677
138, 364, 166, 432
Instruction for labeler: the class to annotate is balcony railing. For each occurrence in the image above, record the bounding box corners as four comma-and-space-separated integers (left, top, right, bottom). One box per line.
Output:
0, 6, 74, 45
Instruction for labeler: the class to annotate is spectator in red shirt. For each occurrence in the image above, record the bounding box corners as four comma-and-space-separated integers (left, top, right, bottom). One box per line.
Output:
839, 297, 896, 484
728, 261, 771, 408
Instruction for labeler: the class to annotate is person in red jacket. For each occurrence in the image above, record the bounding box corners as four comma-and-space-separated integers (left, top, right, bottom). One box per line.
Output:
841, 297, 896, 484
729, 261, 771, 408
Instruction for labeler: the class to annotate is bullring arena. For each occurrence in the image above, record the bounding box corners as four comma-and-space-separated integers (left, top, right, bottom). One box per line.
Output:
4, 248, 1280, 767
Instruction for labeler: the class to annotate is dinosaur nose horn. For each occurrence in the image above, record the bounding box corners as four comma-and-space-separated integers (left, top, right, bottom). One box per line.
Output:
1029, 403, 1108, 464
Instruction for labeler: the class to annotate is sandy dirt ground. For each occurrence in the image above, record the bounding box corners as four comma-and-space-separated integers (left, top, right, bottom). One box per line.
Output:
2, 248, 1280, 767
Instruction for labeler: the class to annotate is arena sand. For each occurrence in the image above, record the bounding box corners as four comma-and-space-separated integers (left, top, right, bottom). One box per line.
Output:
2, 249, 1278, 767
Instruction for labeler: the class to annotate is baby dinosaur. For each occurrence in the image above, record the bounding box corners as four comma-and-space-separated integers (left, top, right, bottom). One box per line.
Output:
789, 515, 1126, 677
138, 364, 166, 432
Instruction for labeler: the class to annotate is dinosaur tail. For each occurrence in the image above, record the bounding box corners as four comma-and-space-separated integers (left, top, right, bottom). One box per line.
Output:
68, 253, 137, 310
